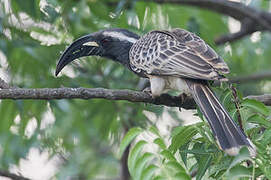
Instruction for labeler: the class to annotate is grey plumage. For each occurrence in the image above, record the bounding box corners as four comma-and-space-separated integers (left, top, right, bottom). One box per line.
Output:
55, 28, 256, 156
186, 80, 255, 156
129, 28, 256, 156
129, 29, 228, 80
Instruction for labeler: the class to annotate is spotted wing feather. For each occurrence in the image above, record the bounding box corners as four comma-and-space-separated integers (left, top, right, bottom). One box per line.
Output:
129, 30, 228, 81
170, 28, 229, 74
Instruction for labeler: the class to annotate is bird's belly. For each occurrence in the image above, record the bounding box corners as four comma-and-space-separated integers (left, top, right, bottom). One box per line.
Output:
165, 76, 190, 93
148, 75, 191, 97
164, 76, 191, 95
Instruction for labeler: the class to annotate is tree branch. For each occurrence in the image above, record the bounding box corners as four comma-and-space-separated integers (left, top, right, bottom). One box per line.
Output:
0, 170, 30, 180
245, 94, 271, 106
214, 22, 260, 45
144, 0, 271, 44
229, 71, 271, 84
0, 87, 270, 108
0, 87, 196, 109
213, 71, 271, 86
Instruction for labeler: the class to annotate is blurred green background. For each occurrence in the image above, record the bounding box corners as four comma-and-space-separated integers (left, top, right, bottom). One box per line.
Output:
0, 0, 271, 179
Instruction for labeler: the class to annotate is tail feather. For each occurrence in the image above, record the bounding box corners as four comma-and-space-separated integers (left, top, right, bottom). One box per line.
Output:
185, 80, 256, 156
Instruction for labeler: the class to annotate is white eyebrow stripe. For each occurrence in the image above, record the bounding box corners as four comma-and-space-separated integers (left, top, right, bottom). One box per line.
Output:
103, 31, 137, 43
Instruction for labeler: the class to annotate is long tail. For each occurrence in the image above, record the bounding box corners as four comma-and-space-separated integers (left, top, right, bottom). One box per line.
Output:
185, 80, 256, 156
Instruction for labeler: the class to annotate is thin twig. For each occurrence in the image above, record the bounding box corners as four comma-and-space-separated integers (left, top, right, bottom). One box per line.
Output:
230, 84, 243, 131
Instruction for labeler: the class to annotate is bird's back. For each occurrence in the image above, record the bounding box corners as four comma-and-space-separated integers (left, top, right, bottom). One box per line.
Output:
129, 29, 228, 81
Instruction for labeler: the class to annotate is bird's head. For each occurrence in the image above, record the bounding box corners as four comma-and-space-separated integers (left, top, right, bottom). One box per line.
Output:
55, 28, 140, 76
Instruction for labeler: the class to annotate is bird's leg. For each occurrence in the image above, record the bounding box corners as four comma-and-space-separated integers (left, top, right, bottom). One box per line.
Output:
148, 76, 166, 98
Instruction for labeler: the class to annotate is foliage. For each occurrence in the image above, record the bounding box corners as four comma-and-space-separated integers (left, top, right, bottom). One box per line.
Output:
0, 0, 271, 179
124, 87, 271, 179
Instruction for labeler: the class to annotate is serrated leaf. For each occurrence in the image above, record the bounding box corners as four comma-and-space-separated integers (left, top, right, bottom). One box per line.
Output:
119, 127, 142, 157
128, 140, 147, 175
242, 99, 270, 116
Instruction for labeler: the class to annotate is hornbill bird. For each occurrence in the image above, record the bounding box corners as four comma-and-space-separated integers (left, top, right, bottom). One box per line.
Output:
55, 28, 256, 156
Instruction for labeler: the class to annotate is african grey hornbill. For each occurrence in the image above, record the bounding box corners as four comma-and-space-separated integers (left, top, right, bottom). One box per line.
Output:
55, 28, 256, 156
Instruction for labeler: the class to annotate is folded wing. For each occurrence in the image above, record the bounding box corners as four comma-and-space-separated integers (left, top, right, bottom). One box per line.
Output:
129, 29, 229, 81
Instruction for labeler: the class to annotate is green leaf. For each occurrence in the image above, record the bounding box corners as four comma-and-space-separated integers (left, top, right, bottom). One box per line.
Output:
196, 155, 213, 180
171, 122, 203, 137
149, 126, 160, 137
247, 114, 271, 128
170, 123, 202, 152
128, 140, 147, 175
209, 158, 232, 179
140, 164, 158, 180
165, 161, 186, 173
260, 128, 271, 146
154, 138, 167, 149
119, 127, 142, 157
11, 0, 41, 19
174, 171, 191, 180
164, 161, 189, 179
242, 99, 270, 116
179, 143, 189, 166
134, 152, 155, 180
160, 150, 176, 161
226, 165, 251, 179
228, 147, 251, 170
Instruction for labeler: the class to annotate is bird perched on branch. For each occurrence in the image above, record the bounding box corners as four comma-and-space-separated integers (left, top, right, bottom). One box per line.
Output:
55, 28, 256, 156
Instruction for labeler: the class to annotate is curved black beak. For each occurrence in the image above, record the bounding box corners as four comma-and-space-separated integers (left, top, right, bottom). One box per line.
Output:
55, 34, 101, 76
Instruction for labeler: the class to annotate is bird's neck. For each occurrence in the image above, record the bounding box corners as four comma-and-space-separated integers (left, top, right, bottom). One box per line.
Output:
107, 43, 133, 70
